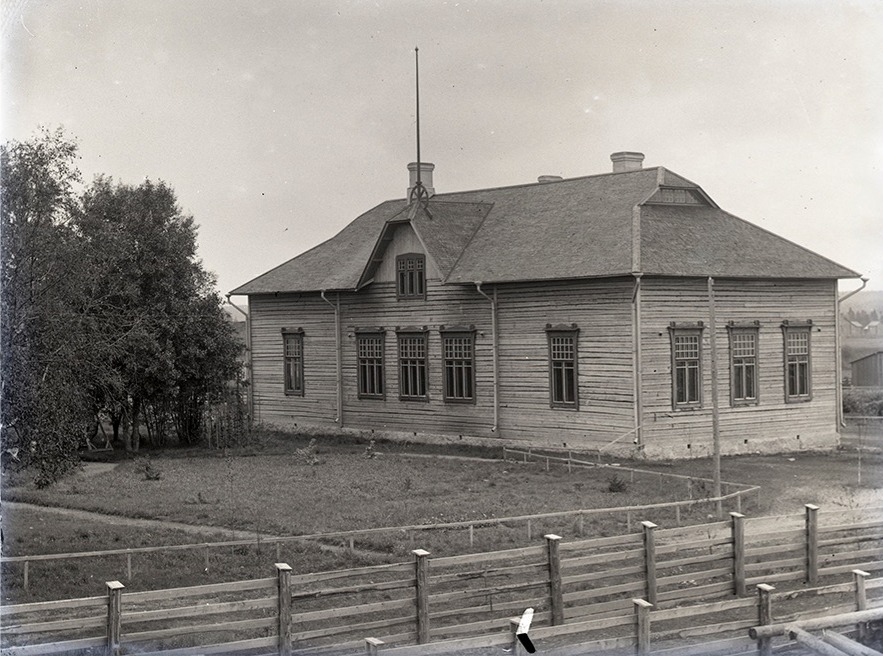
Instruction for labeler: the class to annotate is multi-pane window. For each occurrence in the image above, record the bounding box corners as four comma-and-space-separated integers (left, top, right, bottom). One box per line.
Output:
282, 331, 304, 396
547, 329, 579, 408
670, 326, 702, 408
728, 326, 759, 406
442, 333, 475, 403
357, 333, 385, 399
783, 323, 812, 401
396, 254, 425, 299
398, 333, 428, 400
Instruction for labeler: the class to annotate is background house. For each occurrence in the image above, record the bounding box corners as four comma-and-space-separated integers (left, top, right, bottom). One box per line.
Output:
230, 152, 860, 458
851, 352, 883, 388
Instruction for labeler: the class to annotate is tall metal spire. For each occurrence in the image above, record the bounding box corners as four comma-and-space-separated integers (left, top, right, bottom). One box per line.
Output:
409, 46, 431, 217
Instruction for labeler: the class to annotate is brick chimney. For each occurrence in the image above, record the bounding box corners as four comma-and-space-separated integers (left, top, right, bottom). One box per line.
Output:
610, 152, 644, 173
407, 162, 435, 198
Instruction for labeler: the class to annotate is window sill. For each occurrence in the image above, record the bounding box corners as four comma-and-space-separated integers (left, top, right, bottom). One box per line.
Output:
785, 396, 813, 404
284, 390, 304, 397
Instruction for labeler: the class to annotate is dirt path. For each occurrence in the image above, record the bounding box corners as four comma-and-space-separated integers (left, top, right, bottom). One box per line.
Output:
4, 501, 277, 540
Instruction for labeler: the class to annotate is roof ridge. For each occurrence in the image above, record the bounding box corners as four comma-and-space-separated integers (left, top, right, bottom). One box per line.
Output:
443, 202, 496, 283
399, 167, 658, 201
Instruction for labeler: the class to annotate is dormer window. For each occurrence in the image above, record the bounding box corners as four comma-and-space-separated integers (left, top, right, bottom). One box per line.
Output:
396, 254, 425, 299
647, 187, 706, 205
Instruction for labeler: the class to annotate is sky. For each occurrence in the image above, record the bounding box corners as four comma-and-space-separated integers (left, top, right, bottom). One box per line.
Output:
2, 0, 881, 298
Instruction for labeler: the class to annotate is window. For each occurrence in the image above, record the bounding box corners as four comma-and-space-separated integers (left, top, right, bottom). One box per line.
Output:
282, 329, 304, 395
398, 333, 428, 400
728, 324, 759, 406
669, 324, 703, 409
396, 254, 426, 299
357, 333, 385, 399
442, 332, 475, 403
547, 326, 579, 408
783, 322, 812, 402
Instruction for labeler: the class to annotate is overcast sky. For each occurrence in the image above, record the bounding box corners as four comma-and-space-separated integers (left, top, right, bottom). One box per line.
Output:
3, 0, 881, 296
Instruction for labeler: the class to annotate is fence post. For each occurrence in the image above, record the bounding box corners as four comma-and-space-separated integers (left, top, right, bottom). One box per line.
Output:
106, 580, 125, 656
642, 521, 658, 605
276, 563, 292, 656
365, 637, 384, 655
853, 569, 870, 643
413, 549, 430, 644
730, 512, 746, 596
126, 550, 132, 581
545, 534, 563, 625
633, 598, 653, 656
23, 559, 29, 591
805, 504, 819, 586
756, 583, 775, 656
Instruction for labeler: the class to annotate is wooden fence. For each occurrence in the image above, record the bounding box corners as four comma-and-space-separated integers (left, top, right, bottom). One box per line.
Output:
2, 505, 881, 655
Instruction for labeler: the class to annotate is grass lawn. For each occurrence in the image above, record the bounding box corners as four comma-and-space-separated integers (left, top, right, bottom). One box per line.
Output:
2, 432, 881, 603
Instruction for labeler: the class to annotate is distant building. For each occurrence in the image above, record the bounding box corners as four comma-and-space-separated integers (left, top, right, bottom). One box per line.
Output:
231, 152, 860, 458
851, 352, 883, 388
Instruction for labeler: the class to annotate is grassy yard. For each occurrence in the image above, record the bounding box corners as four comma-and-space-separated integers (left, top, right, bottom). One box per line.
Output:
2, 432, 881, 603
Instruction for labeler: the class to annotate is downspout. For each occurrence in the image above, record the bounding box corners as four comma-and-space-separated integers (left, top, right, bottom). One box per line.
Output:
475, 282, 499, 433
320, 290, 343, 426
631, 275, 643, 447
225, 294, 253, 424
707, 277, 722, 517
836, 277, 869, 427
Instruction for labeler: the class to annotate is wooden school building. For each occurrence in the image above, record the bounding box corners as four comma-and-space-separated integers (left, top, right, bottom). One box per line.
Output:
230, 152, 860, 458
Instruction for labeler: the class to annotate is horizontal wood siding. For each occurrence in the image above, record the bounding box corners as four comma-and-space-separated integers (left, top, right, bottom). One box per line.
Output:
249, 293, 339, 426
248, 277, 636, 448
494, 278, 635, 446
639, 277, 838, 457
340, 280, 494, 435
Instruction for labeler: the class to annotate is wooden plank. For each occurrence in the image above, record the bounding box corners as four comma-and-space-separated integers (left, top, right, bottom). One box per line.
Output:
530, 611, 636, 639
819, 561, 883, 577
430, 560, 547, 585
2, 614, 106, 634
564, 597, 633, 619
658, 551, 732, 570
292, 613, 416, 641
293, 596, 414, 623
562, 579, 645, 604
561, 564, 644, 586
429, 578, 548, 604
559, 546, 645, 569
0, 595, 107, 616
124, 616, 276, 641
122, 597, 275, 623
377, 630, 511, 655
291, 576, 415, 600
651, 595, 757, 621
559, 532, 642, 552
744, 543, 804, 559
433, 545, 544, 567
745, 556, 804, 573
656, 537, 733, 555
655, 580, 732, 602
0, 636, 107, 655
657, 566, 732, 587
133, 635, 277, 656
429, 596, 549, 624
289, 560, 413, 585
430, 610, 551, 639
650, 635, 755, 656
122, 577, 275, 602
654, 617, 756, 640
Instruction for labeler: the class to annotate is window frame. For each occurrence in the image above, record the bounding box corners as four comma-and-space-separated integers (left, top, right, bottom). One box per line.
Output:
356, 330, 385, 400
397, 330, 429, 401
281, 328, 305, 396
395, 253, 426, 300
727, 322, 760, 407
441, 328, 476, 404
782, 321, 813, 403
546, 324, 580, 410
668, 322, 704, 410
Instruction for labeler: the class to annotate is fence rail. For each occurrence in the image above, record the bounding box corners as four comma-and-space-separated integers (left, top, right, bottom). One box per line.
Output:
3, 503, 882, 655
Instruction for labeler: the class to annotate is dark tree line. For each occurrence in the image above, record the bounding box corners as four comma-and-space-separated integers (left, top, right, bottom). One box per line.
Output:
1, 128, 242, 485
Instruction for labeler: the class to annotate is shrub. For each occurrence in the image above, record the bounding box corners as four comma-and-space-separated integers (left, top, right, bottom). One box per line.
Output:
606, 473, 628, 493
843, 388, 883, 416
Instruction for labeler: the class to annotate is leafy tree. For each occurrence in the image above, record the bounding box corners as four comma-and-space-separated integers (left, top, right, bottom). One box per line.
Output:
77, 177, 241, 450
1, 129, 120, 484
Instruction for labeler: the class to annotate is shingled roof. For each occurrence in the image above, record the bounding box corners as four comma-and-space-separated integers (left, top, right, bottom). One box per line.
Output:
230, 165, 859, 295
